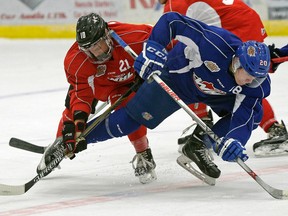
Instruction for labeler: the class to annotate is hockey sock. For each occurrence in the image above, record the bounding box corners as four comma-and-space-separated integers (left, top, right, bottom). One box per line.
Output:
85, 108, 141, 143
130, 135, 149, 153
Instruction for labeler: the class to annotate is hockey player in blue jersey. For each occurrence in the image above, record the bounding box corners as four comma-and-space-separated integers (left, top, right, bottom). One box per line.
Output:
38, 12, 271, 183
85, 12, 271, 179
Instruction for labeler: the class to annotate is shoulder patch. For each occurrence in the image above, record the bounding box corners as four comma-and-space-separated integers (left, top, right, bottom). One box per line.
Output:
96, 65, 107, 77
204, 61, 220, 72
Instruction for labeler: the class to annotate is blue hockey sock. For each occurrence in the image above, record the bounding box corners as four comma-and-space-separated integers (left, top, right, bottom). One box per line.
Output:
85, 108, 141, 144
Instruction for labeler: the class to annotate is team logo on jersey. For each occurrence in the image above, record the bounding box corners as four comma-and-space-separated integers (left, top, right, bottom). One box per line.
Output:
96, 65, 107, 77
247, 46, 256, 57
108, 71, 134, 82
193, 74, 226, 95
204, 61, 220, 72
142, 112, 153, 121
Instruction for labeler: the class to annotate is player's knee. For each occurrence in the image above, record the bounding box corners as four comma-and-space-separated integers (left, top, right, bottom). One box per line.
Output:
106, 108, 141, 137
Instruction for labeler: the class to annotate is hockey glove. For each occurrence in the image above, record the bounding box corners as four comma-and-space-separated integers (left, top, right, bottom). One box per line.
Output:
214, 138, 248, 162
62, 121, 87, 157
134, 40, 168, 80
268, 44, 283, 73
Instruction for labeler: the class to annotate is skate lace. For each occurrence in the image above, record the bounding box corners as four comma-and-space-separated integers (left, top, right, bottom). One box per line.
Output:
268, 122, 288, 138
45, 141, 65, 160
131, 152, 155, 171
196, 147, 215, 167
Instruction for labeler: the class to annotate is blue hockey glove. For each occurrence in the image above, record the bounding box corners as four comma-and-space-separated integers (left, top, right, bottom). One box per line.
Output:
214, 138, 248, 162
134, 40, 168, 80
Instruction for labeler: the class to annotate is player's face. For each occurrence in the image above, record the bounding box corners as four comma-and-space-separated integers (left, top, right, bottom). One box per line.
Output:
232, 56, 256, 86
234, 68, 256, 86
80, 30, 113, 63
89, 37, 110, 57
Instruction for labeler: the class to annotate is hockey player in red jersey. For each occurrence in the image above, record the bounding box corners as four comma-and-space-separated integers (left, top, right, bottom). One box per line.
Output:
158, 0, 288, 156
37, 13, 156, 184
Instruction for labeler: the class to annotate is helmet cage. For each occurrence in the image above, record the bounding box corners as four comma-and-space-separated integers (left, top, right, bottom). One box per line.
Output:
80, 31, 113, 64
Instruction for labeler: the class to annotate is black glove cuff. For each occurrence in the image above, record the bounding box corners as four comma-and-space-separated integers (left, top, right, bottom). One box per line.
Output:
76, 121, 86, 132
74, 110, 88, 122
62, 121, 75, 142
269, 44, 283, 59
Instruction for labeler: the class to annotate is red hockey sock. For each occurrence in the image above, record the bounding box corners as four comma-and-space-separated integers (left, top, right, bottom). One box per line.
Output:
128, 125, 148, 152
130, 135, 149, 153
260, 98, 278, 132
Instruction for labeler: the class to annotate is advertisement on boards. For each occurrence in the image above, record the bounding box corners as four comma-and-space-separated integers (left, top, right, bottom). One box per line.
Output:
1, 0, 288, 37
267, 0, 288, 19
0, 0, 162, 25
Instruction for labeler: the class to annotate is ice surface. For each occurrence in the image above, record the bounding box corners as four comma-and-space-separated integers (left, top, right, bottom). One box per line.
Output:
0, 37, 288, 216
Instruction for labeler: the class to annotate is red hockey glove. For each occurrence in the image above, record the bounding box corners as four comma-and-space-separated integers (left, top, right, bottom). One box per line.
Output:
62, 121, 87, 157
62, 121, 77, 153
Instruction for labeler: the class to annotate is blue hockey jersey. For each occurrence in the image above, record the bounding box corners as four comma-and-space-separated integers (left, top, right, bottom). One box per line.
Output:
148, 12, 271, 145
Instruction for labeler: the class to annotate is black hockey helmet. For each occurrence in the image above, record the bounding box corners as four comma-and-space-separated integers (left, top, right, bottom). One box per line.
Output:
76, 13, 107, 49
76, 13, 113, 63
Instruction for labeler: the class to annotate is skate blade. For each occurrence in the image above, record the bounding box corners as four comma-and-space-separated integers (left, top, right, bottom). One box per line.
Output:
177, 155, 216, 186
254, 142, 288, 157
138, 170, 157, 184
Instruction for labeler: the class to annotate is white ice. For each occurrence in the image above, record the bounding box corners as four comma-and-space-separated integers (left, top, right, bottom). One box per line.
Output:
0, 37, 288, 216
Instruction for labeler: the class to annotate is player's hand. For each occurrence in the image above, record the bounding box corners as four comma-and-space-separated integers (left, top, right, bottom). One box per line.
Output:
268, 44, 283, 73
62, 121, 87, 158
134, 40, 168, 80
214, 138, 248, 162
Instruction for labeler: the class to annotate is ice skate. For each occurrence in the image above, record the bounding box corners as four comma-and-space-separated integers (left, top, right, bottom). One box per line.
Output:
36, 137, 65, 175
178, 110, 214, 153
253, 121, 288, 156
131, 148, 157, 184
177, 123, 221, 185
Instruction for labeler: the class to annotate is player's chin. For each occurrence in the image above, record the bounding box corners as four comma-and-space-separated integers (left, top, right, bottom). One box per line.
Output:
236, 80, 246, 86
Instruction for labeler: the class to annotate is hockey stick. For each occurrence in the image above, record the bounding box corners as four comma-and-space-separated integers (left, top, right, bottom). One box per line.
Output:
0, 81, 139, 196
87, 101, 109, 121
272, 56, 288, 64
9, 138, 45, 154
8, 102, 109, 154
110, 30, 288, 199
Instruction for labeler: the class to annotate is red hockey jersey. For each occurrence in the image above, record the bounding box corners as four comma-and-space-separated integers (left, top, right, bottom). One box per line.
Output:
163, 0, 267, 42
64, 22, 152, 116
